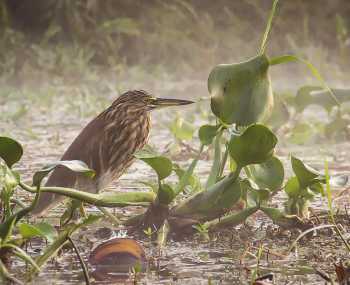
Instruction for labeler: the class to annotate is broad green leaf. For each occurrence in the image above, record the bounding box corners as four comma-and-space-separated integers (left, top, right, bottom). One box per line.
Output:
139, 157, 172, 180
33, 160, 95, 187
206, 206, 259, 230
198, 124, 219, 145
284, 176, 300, 198
0, 137, 23, 168
158, 183, 176, 205
291, 156, 321, 188
172, 174, 241, 221
246, 156, 284, 191
18, 222, 57, 243
209, 55, 273, 126
135, 147, 172, 180
169, 117, 194, 141
228, 124, 277, 167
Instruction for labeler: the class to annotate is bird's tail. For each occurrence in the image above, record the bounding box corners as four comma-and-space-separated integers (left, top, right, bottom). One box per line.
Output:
31, 167, 76, 217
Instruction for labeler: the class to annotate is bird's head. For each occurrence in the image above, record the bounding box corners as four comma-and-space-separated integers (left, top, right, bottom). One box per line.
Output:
114, 90, 194, 113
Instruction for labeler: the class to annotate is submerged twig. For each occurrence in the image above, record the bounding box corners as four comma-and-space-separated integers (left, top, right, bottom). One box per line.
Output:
97, 206, 120, 225
68, 237, 90, 285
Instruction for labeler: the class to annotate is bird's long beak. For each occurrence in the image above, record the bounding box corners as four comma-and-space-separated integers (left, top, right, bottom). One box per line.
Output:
151, 97, 194, 108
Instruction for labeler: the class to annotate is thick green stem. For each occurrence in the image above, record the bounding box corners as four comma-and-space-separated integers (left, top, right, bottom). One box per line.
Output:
218, 144, 229, 179
206, 130, 223, 188
0, 258, 24, 285
174, 144, 204, 195
205, 206, 259, 230
19, 182, 154, 207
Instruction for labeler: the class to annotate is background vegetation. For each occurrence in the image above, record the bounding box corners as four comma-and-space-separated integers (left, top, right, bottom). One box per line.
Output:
1, 0, 350, 84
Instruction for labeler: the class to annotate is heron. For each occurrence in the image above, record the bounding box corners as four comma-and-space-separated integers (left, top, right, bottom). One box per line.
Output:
32, 90, 193, 216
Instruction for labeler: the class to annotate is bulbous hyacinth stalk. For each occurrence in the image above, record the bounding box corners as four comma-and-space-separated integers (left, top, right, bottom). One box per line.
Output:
209, 54, 274, 126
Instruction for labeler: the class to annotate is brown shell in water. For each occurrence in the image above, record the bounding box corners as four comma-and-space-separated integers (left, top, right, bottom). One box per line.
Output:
89, 238, 146, 274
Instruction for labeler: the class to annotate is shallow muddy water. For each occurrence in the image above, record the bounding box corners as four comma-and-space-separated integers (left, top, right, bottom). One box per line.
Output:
1, 80, 350, 284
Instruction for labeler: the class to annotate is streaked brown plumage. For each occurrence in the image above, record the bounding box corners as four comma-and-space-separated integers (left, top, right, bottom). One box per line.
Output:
32, 90, 193, 216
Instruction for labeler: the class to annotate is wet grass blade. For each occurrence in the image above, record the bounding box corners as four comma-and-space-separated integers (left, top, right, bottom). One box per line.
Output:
259, 0, 279, 55
174, 144, 204, 195
269, 55, 340, 106
287, 224, 336, 253
325, 160, 350, 252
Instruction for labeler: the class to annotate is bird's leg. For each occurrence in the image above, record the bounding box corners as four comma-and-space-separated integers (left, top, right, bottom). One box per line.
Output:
79, 203, 87, 218
60, 200, 83, 227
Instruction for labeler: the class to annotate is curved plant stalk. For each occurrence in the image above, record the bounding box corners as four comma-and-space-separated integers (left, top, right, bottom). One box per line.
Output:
0, 258, 23, 285
269, 55, 340, 106
258, 0, 279, 55
174, 144, 204, 195
217, 144, 228, 178
97, 206, 120, 225
205, 206, 259, 230
206, 129, 223, 188
68, 237, 90, 285
1, 243, 40, 272
0, 184, 42, 241
287, 224, 337, 253
19, 182, 155, 207
171, 169, 242, 222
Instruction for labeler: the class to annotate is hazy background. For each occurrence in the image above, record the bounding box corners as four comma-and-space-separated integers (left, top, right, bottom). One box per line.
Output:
1, 0, 349, 90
